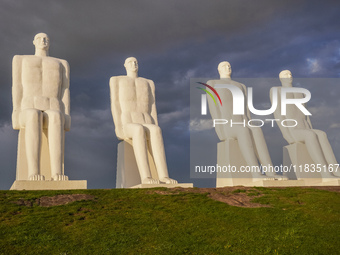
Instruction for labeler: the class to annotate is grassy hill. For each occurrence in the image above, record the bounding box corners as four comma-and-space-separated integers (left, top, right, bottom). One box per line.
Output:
0, 186, 339, 255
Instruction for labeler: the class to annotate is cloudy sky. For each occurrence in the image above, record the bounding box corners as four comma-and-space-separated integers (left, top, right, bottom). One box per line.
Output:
1, 0, 340, 189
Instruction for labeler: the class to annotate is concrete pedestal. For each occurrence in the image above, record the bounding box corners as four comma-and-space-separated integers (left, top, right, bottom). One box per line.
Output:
130, 183, 194, 189
216, 140, 254, 187
116, 140, 192, 188
10, 180, 87, 190
11, 128, 87, 190
283, 143, 340, 186
15, 128, 55, 181
216, 140, 306, 187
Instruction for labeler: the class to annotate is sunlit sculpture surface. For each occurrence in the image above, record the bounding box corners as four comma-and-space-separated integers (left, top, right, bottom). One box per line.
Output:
271, 70, 340, 182
11, 33, 86, 190
110, 57, 186, 188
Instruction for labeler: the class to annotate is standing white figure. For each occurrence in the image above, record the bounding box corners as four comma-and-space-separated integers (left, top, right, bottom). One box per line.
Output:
12, 33, 70, 181
271, 70, 339, 178
207, 61, 282, 179
110, 57, 178, 185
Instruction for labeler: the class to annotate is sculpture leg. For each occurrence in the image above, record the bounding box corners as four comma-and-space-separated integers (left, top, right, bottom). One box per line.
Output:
250, 127, 285, 179
313, 130, 339, 177
291, 129, 334, 178
124, 124, 160, 184
44, 110, 68, 181
21, 109, 44, 180
144, 124, 177, 184
234, 127, 264, 178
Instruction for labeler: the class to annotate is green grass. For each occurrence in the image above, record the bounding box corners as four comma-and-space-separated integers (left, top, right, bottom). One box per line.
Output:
0, 187, 339, 255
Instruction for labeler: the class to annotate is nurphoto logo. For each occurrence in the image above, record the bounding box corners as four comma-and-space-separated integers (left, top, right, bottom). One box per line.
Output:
196, 82, 312, 128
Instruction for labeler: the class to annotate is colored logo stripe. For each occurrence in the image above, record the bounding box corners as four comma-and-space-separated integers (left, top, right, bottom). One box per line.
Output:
197, 87, 217, 105
197, 82, 222, 106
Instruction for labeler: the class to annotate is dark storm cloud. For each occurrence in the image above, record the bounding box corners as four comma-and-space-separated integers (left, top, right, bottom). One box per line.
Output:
1, 0, 340, 189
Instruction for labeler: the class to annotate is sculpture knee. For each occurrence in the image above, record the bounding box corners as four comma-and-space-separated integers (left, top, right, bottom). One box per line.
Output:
315, 130, 327, 140
21, 109, 41, 127
304, 130, 318, 141
239, 127, 251, 138
46, 110, 63, 126
133, 125, 146, 139
150, 126, 162, 139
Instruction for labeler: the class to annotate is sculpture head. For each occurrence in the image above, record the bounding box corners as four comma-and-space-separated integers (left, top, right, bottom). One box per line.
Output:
218, 61, 232, 78
33, 33, 50, 51
279, 70, 293, 87
124, 57, 138, 74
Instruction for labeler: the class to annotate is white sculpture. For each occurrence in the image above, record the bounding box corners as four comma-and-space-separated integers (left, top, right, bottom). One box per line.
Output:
12, 33, 70, 181
207, 61, 282, 180
271, 70, 339, 178
110, 57, 178, 185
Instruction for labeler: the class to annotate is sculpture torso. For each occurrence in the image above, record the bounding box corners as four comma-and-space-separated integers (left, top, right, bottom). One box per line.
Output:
117, 76, 155, 126
285, 92, 310, 130
207, 79, 245, 122
19, 55, 64, 112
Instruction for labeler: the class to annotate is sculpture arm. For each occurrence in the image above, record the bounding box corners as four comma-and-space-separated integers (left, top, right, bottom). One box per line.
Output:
241, 83, 251, 121
306, 112, 313, 129
61, 60, 71, 131
109, 77, 124, 139
12, 55, 22, 130
270, 87, 295, 144
206, 80, 225, 140
149, 80, 159, 126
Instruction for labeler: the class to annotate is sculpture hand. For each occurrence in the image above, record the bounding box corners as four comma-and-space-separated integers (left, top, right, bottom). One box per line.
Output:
64, 115, 71, 131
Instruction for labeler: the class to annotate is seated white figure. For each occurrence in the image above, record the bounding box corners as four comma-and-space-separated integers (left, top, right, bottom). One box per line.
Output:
207, 61, 283, 179
110, 57, 178, 185
271, 70, 339, 178
12, 33, 70, 181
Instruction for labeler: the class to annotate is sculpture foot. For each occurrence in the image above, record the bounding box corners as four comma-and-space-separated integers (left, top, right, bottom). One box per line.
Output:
142, 177, 160, 184
29, 174, 45, 181
265, 174, 289, 181
160, 177, 178, 184
332, 172, 340, 178
251, 173, 265, 179
322, 172, 337, 179
52, 174, 69, 181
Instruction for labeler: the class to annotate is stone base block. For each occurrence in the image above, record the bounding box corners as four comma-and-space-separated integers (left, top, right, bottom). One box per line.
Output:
283, 143, 340, 186
251, 179, 305, 187
216, 140, 254, 187
217, 177, 255, 187
10, 180, 87, 190
129, 183, 194, 189
16, 128, 66, 181
116, 140, 182, 188
300, 178, 340, 186
218, 179, 305, 187
116, 140, 159, 188
283, 143, 322, 179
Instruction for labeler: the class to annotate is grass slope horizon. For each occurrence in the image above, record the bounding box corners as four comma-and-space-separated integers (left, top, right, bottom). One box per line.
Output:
0, 187, 339, 255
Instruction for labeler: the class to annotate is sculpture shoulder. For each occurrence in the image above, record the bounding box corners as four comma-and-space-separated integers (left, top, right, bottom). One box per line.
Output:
57, 58, 69, 68
207, 79, 243, 88
110, 75, 127, 86
270, 86, 281, 93
12, 55, 31, 64
145, 78, 155, 89
228, 79, 245, 88
136, 76, 153, 84
13, 55, 23, 61
13, 55, 68, 64
206, 79, 220, 87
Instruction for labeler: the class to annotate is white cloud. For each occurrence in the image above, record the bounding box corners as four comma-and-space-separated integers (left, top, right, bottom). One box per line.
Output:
307, 58, 321, 73
158, 107, 189, 126
330, 123, 340, 129
189, 118, 213, 132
